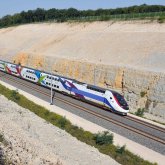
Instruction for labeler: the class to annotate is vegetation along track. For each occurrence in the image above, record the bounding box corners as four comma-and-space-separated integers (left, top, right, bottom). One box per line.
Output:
0, 71, 165, 146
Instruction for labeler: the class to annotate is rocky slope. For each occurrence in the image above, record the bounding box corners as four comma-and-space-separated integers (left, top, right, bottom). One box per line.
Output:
0, 95, 119, 165
0, 21, 165, 120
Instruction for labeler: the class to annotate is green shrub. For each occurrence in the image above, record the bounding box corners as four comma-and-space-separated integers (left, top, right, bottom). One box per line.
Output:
140, 91, 146, 97
116, 145, 126, 154
135, 108, 145, 117
0, 134, 4, 143
10, 90, 20, 101
0, 134, 8, 146
57, 116, 67, 129
158, 16, 165, 23
94, 131, 113, 145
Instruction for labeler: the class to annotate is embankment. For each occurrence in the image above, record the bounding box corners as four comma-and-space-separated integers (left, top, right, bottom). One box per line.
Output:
0, 21, 165, 119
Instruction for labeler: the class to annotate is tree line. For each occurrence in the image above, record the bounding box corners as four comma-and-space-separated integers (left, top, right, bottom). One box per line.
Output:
0, 4, 165, 28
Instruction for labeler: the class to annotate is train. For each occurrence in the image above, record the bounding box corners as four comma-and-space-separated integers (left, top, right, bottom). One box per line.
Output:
0, 60, 129, 115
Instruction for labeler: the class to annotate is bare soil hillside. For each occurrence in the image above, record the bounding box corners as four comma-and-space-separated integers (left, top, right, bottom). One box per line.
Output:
0, 21, 165, 72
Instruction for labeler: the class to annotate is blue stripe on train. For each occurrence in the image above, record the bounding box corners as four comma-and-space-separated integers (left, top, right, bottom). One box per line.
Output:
71, 88, 114, 110
59, 78, 114, 110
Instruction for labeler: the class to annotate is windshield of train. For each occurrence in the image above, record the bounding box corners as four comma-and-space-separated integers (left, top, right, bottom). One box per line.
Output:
112, 92, 128, 106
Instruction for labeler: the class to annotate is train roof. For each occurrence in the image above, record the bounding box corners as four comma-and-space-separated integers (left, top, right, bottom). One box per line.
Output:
87, 84, 106, 93
0, 60, 122, 95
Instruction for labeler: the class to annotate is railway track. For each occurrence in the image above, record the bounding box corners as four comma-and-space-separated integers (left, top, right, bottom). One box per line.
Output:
125, 115, 165, 134
0, 71, 165, 146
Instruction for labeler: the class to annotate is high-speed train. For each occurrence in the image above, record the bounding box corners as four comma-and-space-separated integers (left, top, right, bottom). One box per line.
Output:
0, 60, 129, 115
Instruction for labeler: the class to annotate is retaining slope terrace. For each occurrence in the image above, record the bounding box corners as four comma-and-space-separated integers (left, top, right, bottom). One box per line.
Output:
0, 21, 165, 119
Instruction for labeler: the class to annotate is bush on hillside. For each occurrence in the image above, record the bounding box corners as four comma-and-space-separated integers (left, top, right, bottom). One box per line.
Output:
135, 108, 145, 117
140, 91, 146, 97
10, 90, 20, 102
116, 145, 126, 154
93, 131, 113, 145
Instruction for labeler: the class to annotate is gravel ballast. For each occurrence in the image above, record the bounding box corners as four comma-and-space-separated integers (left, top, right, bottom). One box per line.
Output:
0, 95, 119, 165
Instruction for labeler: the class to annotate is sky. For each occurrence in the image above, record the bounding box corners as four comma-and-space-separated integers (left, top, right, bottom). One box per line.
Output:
0, 0, 165, 18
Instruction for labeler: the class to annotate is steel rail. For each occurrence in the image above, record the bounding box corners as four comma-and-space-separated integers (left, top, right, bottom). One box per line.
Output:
125, 115, 165, 133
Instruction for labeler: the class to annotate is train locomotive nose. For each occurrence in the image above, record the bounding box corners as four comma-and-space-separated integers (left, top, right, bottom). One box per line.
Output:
122, 106, 129, 110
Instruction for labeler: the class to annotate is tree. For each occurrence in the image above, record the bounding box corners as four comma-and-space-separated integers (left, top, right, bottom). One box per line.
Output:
66, 8, 80, 18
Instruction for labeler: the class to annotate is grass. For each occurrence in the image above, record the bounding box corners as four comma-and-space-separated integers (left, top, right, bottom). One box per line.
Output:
0, 83, 157, 165
158, 16, 165, 23
69, 12, 165, 23
152, 120, 165, 125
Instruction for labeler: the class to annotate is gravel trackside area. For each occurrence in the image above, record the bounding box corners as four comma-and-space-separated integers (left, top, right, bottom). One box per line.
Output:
0, 95, 119, 165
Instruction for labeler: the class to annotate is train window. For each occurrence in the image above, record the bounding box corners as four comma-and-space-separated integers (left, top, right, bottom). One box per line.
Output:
112, 92, 128, 106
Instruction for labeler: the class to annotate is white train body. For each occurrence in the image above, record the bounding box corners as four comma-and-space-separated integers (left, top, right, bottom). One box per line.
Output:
0, 60, 129, 115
